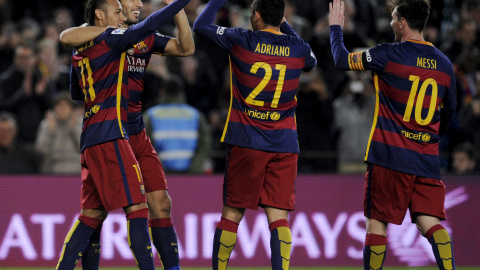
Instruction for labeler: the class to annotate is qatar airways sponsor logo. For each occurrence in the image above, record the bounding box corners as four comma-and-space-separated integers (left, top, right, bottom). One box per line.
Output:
126, 55, 146, 73
0, 187, 469, 265
0, 211, 367, 261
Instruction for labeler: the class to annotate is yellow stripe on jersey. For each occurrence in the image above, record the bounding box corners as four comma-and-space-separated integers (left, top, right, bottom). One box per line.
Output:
365, 74, 380, 161
117, 52, 127, 138
348, 52, 365, 71
221, 56, 234, 142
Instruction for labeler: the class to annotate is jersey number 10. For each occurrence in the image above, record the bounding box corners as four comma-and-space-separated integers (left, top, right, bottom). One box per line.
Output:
403, 75, 438, 126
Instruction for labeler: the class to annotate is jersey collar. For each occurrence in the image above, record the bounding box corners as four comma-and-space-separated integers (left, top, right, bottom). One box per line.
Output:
260, 29, 284, 35
407, 39, 434, 46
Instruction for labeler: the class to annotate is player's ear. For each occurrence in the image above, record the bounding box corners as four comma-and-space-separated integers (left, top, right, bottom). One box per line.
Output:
95, 8, 105, 21
400, 17, 407, 30
254, 10, 261, 24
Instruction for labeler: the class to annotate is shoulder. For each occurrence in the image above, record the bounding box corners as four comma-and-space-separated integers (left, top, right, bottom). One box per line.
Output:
109, 28, 128, 35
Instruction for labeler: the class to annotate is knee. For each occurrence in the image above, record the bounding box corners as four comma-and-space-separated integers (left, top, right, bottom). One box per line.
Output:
147, 191, 172, 218
81, 208, 108, 221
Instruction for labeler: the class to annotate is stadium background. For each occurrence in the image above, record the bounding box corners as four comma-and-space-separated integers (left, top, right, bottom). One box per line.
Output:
1, 0, 480, 269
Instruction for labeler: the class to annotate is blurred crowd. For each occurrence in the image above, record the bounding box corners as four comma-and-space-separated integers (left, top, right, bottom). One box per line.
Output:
0, 0, 479, 175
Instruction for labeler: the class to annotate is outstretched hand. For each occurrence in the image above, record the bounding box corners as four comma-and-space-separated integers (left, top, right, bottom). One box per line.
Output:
328, 0, 345, 28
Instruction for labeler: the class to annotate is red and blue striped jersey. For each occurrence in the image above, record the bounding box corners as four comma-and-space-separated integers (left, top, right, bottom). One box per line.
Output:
69, 0, 191, 152
70, 28, 163, 152
125, 32, 170, 135
194, 26, 316, 153
357, 41, 456, 179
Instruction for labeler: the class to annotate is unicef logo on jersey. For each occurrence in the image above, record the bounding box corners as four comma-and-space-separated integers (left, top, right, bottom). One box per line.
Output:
388, 187, 467, 266
401, 130, 431, 143
270, 112, 281, 121
244, 109, 280, 121
421, 133, 431, 142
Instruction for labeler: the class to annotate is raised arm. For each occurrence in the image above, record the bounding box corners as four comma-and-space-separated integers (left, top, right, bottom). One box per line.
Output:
192, 0, 227, 35
163, 0, 194, 56
329, 0, 360, 71
126, 0, 191, 43
280, 17, 300, 38
59, 25, 109, 47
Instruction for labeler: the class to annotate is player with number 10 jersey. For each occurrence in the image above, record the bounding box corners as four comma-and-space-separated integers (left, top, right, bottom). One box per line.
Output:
336, 40, 457, 179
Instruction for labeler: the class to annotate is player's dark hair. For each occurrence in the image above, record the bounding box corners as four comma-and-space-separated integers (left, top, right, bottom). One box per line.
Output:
387, 0, 430, 32
84, 0, 109, 26
252, 0, 285, 27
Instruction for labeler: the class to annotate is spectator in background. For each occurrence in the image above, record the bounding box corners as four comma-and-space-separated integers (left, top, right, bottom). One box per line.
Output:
144, 76, 212, 174
454, 45, 479, 109
333, 74, 375, 173
457, 95, 480, 169
35, 92, 82, 175
451, 142, 477, 174
37, 38, 70, 91
284, 0, 312, 40
440, 18, 477, 62
0, 43, 53, 146
142, 55, 168, 112
0, 111, 38, 174
0, 21, 22, 73
296, 70, 335, 172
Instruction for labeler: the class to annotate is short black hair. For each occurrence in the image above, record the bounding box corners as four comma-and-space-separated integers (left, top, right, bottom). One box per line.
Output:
387, 0, 431, 32
84, 0, 109, 26
253, 0, 285, 27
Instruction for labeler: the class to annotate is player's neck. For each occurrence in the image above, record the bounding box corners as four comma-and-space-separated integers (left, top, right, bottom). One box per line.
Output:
401, 30, 424, 42
258, 24, 280, 33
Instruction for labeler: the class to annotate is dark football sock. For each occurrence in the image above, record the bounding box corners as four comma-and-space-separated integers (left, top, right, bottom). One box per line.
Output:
212, 217, 239, 270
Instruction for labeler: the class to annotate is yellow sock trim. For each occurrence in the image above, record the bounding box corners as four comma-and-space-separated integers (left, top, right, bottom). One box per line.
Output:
369, 245, 386, 270
217, 230, 237, 270
56, 220, 81, 269
433, 229, 453, 269
278, 227, 292, 270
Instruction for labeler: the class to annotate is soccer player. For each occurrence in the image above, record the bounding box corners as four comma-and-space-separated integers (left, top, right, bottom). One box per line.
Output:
59, 0, 194, 269
55, 0, 190, 269
329, 0, 457, 269
193, 0, 317, 269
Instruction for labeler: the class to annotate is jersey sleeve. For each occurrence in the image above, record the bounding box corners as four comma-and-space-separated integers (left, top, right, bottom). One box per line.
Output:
69, 63, 84, 101
280, 21, 301, 39
152, 31, 172, 55
105, 0, 190, 52
193, 0, 235, 50
438, 68, 457, 137
364, 44, 390, 72
303, 42, 317, 72
193, 23, 236, 51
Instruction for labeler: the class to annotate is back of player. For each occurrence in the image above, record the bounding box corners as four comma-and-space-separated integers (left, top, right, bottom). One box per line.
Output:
329, 0, 456, 269
193, 0, 316, 269
361, 40, 456, 179
71, 29, 130, 151
218, 29, 316, 153
58, 1, 192, 269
